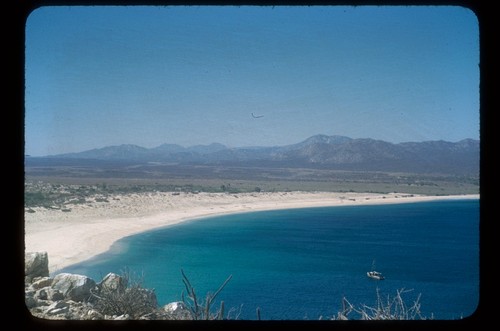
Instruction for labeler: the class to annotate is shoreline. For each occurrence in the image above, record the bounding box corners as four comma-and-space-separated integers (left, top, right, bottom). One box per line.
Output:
24, 191, 479, 273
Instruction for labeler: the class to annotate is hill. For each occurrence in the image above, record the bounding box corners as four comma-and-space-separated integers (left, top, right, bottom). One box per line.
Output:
36, 135, 479, 175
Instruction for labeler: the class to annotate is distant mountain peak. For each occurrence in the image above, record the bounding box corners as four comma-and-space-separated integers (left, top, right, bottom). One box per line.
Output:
303, 134, 352, 144
42, 135, 479, 175
281, 134, 352, 151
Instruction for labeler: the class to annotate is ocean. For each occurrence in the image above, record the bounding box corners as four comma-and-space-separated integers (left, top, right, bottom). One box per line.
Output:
60, 199, 479, 320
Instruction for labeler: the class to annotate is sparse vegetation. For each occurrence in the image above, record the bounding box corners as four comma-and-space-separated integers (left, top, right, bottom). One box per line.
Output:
180, 269, 233, 320
83, 268, 238, 320
85, 269, 430, 320
24, 165, 478, 209
332, 288, 430, 320
89, 269, 157, 319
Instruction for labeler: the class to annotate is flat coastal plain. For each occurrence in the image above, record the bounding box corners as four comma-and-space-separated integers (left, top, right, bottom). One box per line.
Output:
24, 191, 479, 273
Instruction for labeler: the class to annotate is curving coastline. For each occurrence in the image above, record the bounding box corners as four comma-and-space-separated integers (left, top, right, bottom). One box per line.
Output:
24, 191, 479, 273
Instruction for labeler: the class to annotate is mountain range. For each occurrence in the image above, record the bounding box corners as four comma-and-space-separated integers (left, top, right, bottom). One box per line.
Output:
39, 135, 480, 175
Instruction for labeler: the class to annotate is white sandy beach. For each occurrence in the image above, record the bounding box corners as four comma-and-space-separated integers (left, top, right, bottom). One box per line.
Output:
24, 191, 479, 273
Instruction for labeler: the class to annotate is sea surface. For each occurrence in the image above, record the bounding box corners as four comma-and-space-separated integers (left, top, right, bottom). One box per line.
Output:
60, 199, 479, 320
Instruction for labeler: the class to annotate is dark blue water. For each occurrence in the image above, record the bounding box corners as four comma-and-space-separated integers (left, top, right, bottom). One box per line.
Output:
61, 199, 479, 320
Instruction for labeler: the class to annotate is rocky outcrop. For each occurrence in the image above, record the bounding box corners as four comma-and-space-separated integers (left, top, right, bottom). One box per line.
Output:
51, 273, 96, 302
24, 252, 186, 320
25, 251, 49, 282
163, 301, 192, 320
26, 272, 99, 320
98, 272, 126, 294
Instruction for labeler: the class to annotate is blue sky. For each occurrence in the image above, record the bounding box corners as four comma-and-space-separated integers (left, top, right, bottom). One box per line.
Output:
25, 6, 479, 156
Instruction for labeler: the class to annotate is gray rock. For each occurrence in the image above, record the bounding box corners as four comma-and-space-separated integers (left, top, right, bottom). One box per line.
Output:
31, 277, 53, 290
25, 252, 49, 281
98, 273, 125, 294
48, 307, 69, 315
114, 314, 130, 320
47, 288, 65, 301
47, 301, 70, 315
163, 301, 192, 320
87, 309, 104, 320
51, 273, 96, 302
25, 289, 35, 298
34, 299, 51, 307
34, 288, 48, 301
46, 300, 67, 310
25, 295, 37, 309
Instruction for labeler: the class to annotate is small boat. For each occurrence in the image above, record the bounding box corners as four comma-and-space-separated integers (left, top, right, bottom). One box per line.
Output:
367, 260, 385, 280
367, 270, 385, 280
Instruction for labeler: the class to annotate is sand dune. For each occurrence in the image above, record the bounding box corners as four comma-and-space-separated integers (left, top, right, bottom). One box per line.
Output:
24, 191, 479, 273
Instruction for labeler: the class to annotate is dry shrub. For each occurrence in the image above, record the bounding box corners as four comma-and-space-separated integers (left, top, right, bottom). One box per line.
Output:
181, 269, 233, 320
333, 288, 431, 320
90, 269, 157, 319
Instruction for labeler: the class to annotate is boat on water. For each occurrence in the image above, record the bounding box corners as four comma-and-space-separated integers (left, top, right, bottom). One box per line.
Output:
367, 270, 385, 280
367, 260, 385, 280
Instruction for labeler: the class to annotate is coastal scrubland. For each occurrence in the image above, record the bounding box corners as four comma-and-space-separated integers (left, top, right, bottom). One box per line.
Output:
25, 163, 478, 209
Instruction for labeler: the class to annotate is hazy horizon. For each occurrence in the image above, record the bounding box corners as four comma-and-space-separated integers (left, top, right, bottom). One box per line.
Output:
25, 6, 479, 157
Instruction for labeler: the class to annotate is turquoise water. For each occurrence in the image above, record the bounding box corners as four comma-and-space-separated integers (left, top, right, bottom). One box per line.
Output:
61, 199, 479, 320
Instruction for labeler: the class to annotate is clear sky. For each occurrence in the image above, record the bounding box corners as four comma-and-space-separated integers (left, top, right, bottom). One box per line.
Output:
25, 5, 479, 156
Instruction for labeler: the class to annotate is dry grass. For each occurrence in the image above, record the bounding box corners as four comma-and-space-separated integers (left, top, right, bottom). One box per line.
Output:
180, 269, 234, 320
89, 269, 158, 319
84, 269, 430, 320
332, 288, 431, 320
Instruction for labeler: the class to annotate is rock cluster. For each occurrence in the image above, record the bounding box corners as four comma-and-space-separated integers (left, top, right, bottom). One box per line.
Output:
25, 252, 192, 320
